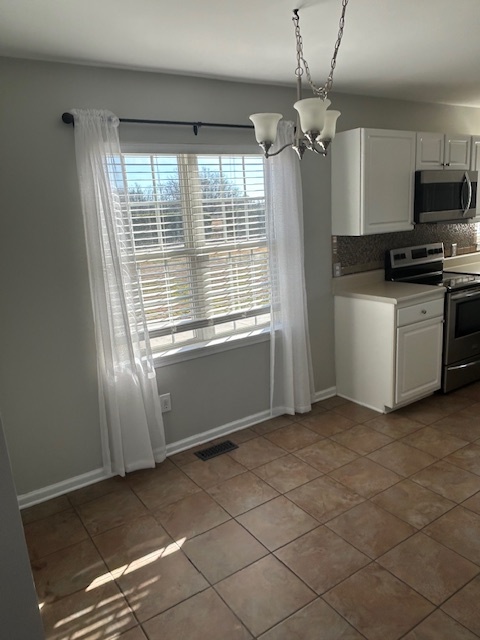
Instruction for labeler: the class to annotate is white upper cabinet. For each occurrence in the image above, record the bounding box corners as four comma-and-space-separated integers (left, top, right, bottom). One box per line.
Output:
416, 132, 471, 170
471, 136, 480, 171
468, 136, 480, 223
415, 132, 444, 169
447, 134, 472, 169
332, 128, 416, 236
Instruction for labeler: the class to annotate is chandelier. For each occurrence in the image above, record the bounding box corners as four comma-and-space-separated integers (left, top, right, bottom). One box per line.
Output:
249, 0, 349, 160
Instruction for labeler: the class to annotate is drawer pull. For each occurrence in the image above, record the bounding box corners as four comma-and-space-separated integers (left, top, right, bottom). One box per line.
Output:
421, 309, 427, 314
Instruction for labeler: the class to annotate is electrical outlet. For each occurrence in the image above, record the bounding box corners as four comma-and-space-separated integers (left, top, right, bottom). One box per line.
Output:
159, 393, 171, 413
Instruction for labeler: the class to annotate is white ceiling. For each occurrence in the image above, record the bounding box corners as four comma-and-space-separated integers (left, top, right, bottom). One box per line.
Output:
1, 0, 480, 108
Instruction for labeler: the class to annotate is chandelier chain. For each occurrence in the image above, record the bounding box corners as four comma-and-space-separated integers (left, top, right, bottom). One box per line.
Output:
293, 0, 349, 100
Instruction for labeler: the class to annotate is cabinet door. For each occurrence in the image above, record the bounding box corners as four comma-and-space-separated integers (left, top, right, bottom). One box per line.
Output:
395, 318, 443, 405
471, 136, 480, 171
468, 136, 480, 223
416, 132, 444, 169
445, 134, 471, 170
362, 130, 415, 234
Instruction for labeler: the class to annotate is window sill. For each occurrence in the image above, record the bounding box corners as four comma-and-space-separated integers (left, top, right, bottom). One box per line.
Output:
153, 328, 270, 367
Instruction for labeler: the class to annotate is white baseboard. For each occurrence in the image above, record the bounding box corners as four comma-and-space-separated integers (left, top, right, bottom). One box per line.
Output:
164, 387, 337, 457
313, 386, 337, 403
164, 407, 279, 457
18, 467, 111, 510
18, 385, 338, 509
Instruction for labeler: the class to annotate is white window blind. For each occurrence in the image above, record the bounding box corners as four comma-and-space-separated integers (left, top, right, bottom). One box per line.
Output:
116, 152, 269, 353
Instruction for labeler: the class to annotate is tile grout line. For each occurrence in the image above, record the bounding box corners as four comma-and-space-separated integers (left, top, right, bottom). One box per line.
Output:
24, 395, 480, 639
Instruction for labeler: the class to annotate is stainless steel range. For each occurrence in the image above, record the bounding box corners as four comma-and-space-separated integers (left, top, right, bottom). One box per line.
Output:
386, 242, 480, 393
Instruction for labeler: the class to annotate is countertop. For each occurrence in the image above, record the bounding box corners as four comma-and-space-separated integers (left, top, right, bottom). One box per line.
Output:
445, 262, 480, 275
332, 269, 445, 304
333, 280, 445, 304
333, 251, 480, 304
444, 253, 480, 274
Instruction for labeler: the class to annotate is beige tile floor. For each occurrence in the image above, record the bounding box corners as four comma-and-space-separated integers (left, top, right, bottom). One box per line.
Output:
21, 384, 480, 640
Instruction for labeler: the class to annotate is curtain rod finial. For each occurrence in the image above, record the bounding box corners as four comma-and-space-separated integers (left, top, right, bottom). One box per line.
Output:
62, 112, 74, 125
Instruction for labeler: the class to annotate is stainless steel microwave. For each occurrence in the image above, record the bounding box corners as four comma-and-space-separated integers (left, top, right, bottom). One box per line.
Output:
414, 170, 478, 223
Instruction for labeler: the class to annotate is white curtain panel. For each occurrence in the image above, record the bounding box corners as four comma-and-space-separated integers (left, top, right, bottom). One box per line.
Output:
71, 109, 166, 475
266, 120, 315, 415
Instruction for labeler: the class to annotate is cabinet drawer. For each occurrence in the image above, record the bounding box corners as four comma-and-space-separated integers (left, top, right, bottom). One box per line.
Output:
397, 298, 444, 327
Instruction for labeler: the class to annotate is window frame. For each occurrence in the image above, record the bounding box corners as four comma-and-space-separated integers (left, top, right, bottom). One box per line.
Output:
119, 142, 271, 365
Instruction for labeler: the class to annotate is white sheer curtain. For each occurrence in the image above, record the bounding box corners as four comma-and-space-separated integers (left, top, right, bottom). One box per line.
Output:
71, 108, 166, 476
265, 120, 315, 415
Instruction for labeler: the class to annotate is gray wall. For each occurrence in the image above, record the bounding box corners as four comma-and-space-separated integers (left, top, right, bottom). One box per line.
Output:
1, 57, 480, 496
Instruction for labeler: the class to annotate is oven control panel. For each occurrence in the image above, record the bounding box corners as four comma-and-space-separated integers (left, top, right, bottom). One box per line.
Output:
387, 243, 444, 269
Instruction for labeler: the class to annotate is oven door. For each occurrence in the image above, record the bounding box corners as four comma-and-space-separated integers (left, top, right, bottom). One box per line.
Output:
444, 287, 480, 365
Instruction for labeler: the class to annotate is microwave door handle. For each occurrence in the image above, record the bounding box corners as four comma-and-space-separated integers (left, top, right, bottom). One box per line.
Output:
462, 172, 472, 216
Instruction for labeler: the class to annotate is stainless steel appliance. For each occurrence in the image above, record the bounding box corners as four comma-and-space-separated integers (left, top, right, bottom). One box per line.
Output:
386, 242, 480, 392
414, 170, 477, 223
444, 285, 480, 391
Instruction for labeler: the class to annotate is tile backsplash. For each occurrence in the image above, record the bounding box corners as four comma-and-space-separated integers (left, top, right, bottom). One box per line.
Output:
333, 222, 479, 276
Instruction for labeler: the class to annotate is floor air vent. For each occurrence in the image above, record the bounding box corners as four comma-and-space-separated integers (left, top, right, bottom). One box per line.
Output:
195, 440, 238, 461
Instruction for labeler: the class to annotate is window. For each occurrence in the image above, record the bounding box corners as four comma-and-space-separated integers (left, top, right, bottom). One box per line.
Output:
117, 151, 269, 356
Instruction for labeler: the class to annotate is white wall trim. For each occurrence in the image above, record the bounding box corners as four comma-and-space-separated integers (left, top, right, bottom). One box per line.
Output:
313, 386, 337, 403
18, 386, 337, 508
18, 467, 111, 510
163, 387, 337, 457
163, 408, 281, 457
154, 330, 269, 368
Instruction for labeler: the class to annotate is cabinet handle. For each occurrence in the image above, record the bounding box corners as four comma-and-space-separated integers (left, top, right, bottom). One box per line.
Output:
445, 162, 450, 166
421, 309, 427, 314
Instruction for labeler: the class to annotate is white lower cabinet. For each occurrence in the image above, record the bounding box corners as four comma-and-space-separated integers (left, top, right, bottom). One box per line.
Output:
395, 318, 443, 405
335, 293, 444, 413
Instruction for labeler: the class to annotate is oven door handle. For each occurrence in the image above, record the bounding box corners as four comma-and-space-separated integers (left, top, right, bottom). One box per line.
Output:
448, 359, 480, 371
461, 172, 473, 216
450, 289, 480, 301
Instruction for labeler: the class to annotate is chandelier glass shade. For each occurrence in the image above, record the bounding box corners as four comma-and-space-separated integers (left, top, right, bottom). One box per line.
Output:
249, 113, 283, 144
250, 0, 349, 160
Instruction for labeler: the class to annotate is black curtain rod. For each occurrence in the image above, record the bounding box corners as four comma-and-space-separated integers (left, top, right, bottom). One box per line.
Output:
61, 112, 253, 136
